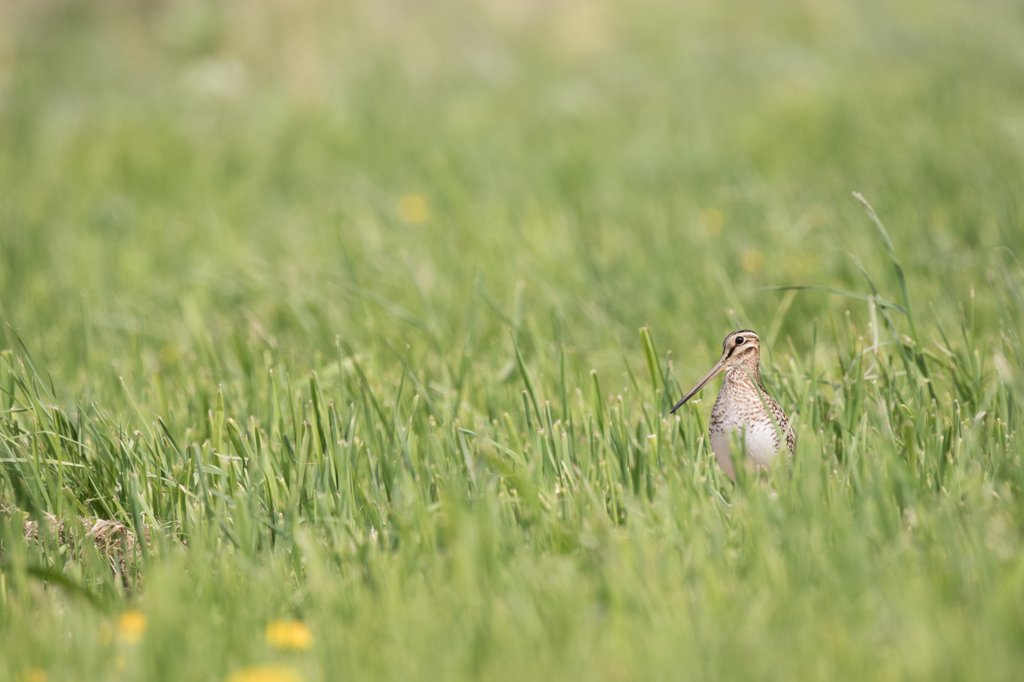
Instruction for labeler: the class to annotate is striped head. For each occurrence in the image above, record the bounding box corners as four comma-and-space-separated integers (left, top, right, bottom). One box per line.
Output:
670, 330, 761, 413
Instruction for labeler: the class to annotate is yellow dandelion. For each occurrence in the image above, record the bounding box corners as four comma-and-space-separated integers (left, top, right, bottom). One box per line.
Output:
699, 207, 723, 236
226, 664, 303, 682
159, 344, 178, 364
18, 668, 46, 682
741, 249, 765, 275
396, 193, 429, 224
265, 619, 315, 651
116, 609, 147, 644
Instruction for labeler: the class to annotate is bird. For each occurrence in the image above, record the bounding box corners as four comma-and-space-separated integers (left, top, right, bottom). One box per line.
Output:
670, 330, 794, 480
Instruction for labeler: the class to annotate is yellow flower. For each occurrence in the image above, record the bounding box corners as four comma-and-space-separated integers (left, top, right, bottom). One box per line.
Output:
741, 249, 765, 274
265, 619, 315, 651
396, 193, 429, 224
117, 609, 147, 644
226, 665, 303, 682
159, 344, 178, 364
699, 207, 723, 236
19, 668, 46, 682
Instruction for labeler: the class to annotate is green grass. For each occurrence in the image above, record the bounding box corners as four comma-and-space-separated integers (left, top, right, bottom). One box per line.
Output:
3, 0, 1024, 679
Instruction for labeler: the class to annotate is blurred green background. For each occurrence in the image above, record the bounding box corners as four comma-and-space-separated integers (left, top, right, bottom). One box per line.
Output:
3, 0, 1022, 385
3, 1, 1024, 680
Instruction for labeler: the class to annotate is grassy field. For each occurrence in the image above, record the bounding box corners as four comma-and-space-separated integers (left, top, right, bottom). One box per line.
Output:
2, 0, 1024, 679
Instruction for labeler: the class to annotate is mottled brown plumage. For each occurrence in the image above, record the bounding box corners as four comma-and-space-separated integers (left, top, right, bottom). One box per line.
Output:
671, 330, 794, 480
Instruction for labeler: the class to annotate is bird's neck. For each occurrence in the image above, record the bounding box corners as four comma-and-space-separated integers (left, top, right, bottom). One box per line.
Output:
725, 350, 762, 387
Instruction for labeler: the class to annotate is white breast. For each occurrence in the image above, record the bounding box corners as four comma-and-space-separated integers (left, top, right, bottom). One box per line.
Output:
709, 414, 783, 480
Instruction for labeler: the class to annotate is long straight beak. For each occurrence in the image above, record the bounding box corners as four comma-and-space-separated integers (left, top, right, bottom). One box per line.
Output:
670, 357, 727, 413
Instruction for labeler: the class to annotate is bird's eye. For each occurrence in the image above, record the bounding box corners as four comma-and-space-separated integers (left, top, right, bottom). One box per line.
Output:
735, 336, 745, 345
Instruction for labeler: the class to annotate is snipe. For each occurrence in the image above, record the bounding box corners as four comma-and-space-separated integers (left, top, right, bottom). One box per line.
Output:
671, 330, 794, 480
